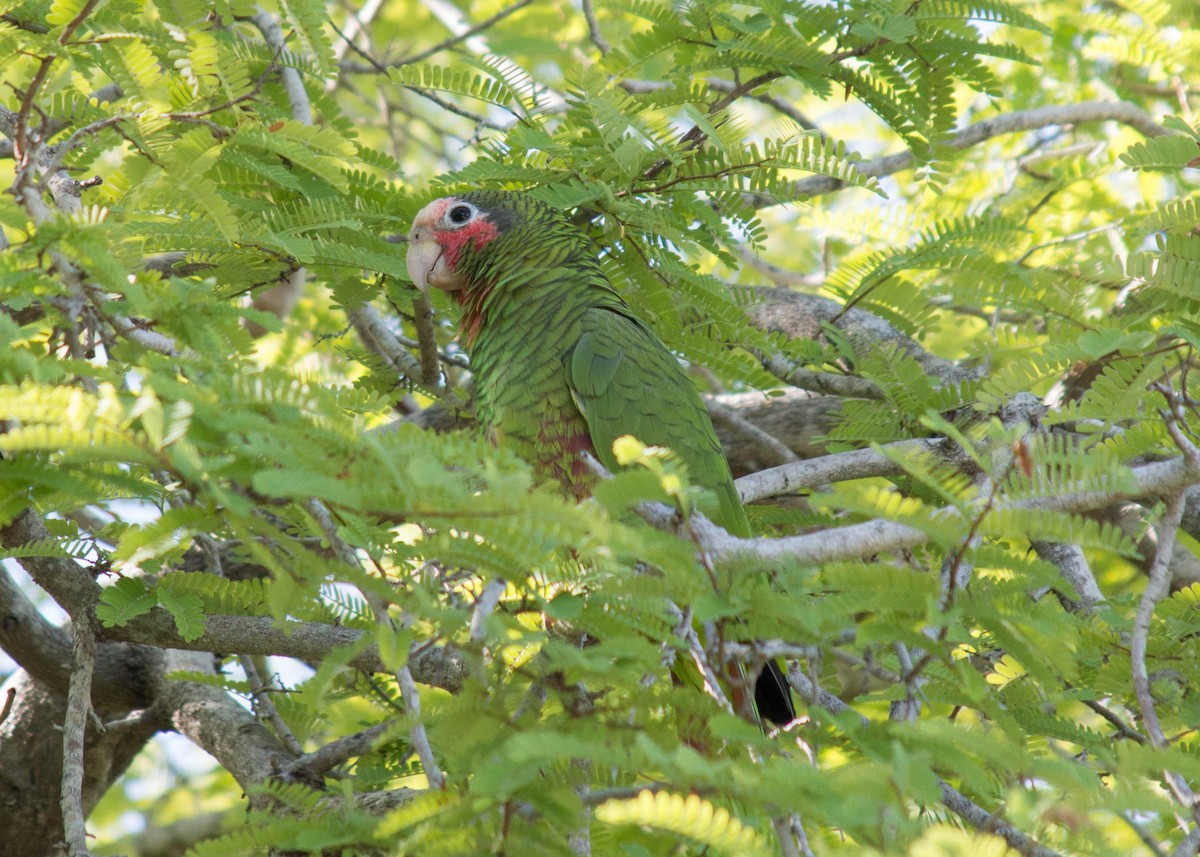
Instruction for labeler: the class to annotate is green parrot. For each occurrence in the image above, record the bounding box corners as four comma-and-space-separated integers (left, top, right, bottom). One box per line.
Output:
406, 190, 794, 725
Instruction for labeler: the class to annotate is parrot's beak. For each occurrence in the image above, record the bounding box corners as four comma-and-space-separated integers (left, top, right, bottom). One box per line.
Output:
406, 201, 463, 292
405, 231, 439, 293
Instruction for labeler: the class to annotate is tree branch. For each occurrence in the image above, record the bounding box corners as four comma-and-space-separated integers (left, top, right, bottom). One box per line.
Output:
60, 620, 99, 857
285, 722, 392, 781
154, 649, 293, 795
735, 438, 935, 502
104, 610, 468, 692
655, 450, 1200, 569
757, 100, 1170, 205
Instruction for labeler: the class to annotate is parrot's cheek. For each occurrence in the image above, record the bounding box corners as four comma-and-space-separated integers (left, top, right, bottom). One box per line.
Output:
406, 240, 462, 292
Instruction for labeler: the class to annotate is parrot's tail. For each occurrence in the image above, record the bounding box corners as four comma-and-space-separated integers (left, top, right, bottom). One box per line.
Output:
755, 659, 795, 726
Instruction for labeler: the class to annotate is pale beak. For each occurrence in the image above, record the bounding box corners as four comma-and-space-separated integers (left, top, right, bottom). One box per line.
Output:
405, 228, 440, 293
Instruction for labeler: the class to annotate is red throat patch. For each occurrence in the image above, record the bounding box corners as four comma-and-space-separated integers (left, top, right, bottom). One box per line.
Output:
455, 280, 493, 349
430, 199, 501, 349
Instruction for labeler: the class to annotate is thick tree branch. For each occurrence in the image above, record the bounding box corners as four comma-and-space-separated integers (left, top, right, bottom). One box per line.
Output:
735, 438, 934, 502
123, 811, 231, 857
104, 610, 468, 692
760, 353, 886, 399
1031, 540, 1104, 609
0, 673, 159, 857
154, 649, 294, 795
747, 287, 982, 386
0, 507, 467, 692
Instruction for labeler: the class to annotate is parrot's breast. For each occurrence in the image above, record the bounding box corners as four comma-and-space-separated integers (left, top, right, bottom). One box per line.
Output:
469, 287, 597, 497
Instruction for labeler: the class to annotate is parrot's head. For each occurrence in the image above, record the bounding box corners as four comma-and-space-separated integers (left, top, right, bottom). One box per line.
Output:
405, 191, 529, 293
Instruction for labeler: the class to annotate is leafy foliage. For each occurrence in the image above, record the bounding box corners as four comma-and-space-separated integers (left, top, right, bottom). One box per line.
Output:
1, 0, 1199, 856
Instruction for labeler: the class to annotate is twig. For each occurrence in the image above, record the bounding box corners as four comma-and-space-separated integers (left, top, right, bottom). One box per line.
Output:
412, 87, 508, 131
348, 304, 427, 382
0, 100, 181, 356
104, 312, 178, 356
58, 0, 101, 44
1169, 824, 1200, 857
391, 0, 536, 68
0, 12, 49, 33
393, 658, 446, 789
469, 579, 507, 645
666, 603, 734, 715
61, 620, 97, 857
1031, 540, 1104, 610
251, 9, 313, 124
1131, 492, 1190, 790
39, 113, 129, 177
348, 304, 468, 409
568, 758, 592, 856
240, 655, 304, 756
623, 79, 821, 135
736, 245, 825, 289
772, 815, 803, 857
0, 687, 15, 726
286, 722, 391, 780
1136, 388, 1200, 833
792, 635, 1060, 856
13, 56, 55, 163
789, 814, 817, 857
584, 784, 669, 805
1121, 810, 1170, 857
758, 100, 1170, 207
581, 0, 610, 54
1082, 699, 1146, 744
760, 352, 886, 400
643, 450, 1200, 570
331, 0, 387, 63
936, 781, 1062, 857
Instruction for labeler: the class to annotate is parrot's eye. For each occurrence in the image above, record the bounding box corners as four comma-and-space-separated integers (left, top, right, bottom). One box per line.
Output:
446, 203, 476, 226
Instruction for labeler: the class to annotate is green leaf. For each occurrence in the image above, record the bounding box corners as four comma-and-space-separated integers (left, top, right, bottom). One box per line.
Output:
96, 578, 158, 627
157, 587, 207, 642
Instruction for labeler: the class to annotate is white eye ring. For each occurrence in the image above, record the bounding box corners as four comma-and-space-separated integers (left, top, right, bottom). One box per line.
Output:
444, 202, 477, 227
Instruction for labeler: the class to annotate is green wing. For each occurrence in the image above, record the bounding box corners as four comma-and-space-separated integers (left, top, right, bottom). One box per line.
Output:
566, 306, 751, 537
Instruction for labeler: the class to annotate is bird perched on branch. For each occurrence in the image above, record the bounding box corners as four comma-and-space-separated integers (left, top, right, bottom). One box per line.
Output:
406, 189, 794, 726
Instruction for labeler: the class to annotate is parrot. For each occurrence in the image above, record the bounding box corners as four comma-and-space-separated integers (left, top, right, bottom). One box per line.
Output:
406, 189, 794, 726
